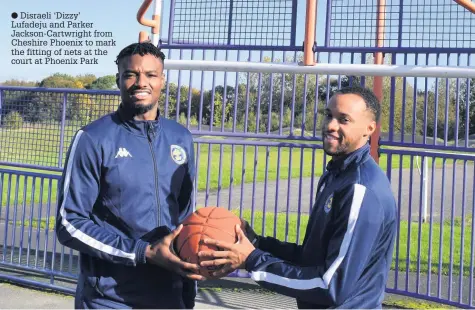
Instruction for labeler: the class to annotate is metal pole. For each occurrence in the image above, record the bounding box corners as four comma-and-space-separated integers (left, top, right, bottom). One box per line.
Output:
422, 156, 428, 222
0, 89, 3, 127
304, 0, 317, 65
152, 0, 162, 46
58, 93, 67, 168
371, 0, 386, 163
454, 0, 475, 13
137, 0, 161, 44
162, 60, 475, 78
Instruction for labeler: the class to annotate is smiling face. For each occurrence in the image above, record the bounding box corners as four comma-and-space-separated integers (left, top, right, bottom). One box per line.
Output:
322, 93, 377, 158
116, 53, 164, 118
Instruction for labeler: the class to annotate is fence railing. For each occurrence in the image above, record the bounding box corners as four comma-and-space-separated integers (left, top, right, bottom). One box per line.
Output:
1, 59, 475, 307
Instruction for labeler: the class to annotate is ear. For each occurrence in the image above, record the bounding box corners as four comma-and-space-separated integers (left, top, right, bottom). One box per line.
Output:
364, 120, 377, 137
115, 73, 120, 88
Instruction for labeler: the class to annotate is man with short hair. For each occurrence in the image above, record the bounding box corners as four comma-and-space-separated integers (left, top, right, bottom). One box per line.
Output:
198, 86, 397, 309
56, 42, 203, 309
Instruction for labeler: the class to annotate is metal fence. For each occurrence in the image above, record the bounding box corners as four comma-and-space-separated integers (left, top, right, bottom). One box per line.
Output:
1, 0, 474, 308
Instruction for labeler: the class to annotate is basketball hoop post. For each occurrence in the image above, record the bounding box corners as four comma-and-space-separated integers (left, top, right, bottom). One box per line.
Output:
303, 0, 317, 65
454, 0, 475, 13
137, 0, 162, 45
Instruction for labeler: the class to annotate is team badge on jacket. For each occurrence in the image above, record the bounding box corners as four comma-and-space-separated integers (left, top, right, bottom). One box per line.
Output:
171, 145, 187, 165
324, 194, 333, 213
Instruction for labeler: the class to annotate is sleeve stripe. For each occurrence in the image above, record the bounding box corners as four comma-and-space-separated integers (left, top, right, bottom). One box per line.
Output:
58, 130, 136, 261
250, 184, 366, 290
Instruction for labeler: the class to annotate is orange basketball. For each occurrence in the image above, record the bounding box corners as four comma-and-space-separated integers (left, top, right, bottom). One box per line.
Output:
174, 206, 242, 279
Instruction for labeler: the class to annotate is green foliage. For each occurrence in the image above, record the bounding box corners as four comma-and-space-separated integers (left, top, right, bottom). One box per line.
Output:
1, 79, 39, 87
178, 113, 187, 126
459, 78, 475, 137
76, 74, 97, 89
89, 75, 117, 90
3, 111, 23, 129
69, 93, 98, 125
39, 73, 81, 89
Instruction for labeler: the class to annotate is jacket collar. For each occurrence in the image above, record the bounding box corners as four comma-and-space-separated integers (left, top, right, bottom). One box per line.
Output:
326, 143, 371, 173
116, 103, 161, 138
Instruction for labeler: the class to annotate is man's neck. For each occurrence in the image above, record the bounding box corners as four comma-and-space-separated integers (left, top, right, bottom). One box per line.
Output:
134, 109, 158, 121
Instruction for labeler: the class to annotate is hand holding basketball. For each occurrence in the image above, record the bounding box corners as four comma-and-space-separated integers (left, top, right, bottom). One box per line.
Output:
174, 206, 244, 279
145, 224, 205, 281
198, 224, 255, 278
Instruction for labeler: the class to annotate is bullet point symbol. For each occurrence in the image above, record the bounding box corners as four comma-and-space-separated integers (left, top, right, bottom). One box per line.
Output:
11, 12, 18, 19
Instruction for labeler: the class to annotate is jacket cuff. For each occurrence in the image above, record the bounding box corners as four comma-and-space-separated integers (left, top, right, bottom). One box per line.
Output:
135, 239, 150, 265
244, 248, 266, 272
250, 235, 260, 247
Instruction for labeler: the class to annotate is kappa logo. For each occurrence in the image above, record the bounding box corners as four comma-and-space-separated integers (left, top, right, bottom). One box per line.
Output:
170, 145, 187, 165
324, 194, 333, 213
115, 147, 132, 158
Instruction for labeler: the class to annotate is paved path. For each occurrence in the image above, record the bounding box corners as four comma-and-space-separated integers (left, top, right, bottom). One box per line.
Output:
0, 278, 299, 309
0, 282, 298, 309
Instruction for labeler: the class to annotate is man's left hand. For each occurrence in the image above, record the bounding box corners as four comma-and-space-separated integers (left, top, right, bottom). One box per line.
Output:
198, 224, 255, 278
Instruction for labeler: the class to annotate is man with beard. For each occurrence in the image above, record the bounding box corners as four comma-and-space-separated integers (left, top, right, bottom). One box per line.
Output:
56, 42, 204, 309
197, 86, 397, 309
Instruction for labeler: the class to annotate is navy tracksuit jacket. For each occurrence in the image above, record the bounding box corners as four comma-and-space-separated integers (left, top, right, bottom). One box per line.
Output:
56, 105, 196, 309
245, 144, 397, 309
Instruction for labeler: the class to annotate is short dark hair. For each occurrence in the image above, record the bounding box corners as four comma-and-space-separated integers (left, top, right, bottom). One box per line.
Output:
334, 85, 381, 123
115, 41, 166, 67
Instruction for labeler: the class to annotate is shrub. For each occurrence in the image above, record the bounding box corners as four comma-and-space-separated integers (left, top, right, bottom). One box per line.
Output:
4, 111, 24, 129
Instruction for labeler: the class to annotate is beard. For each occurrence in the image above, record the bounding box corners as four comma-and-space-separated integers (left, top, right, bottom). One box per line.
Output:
123, 100, 157, 117
131, 101, 155, 115
323, 139, 349, 157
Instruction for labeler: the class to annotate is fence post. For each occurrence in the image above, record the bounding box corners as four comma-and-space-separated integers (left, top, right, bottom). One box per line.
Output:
0, 89, 3, 127
371, 0, 386, 164
58, 92, 67, 168
422, 156, 428, 222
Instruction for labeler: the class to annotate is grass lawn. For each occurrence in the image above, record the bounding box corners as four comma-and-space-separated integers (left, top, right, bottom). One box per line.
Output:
235, 210, 475, 277
14, 210, 474, 277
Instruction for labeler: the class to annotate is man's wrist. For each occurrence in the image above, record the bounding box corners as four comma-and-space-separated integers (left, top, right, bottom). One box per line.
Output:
244, 248, 265, 272
145, 244, 152, 262
135, 240, 150, 264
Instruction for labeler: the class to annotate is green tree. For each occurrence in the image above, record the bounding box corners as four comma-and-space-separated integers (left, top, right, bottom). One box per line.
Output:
459, 78, 475, 138
76, 74, 97, 89
90, 75, 117, 90
1, 79, 39, 87
39, 73, 80, 89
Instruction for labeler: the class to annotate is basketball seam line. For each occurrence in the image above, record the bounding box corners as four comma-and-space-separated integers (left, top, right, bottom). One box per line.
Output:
196, 207, 219, 276
176, 207, 221, 276
176, 207, 218, 255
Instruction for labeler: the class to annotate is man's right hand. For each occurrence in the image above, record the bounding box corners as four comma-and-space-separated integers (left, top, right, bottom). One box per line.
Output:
145, 224, 205, 281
